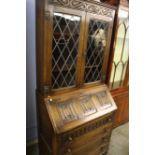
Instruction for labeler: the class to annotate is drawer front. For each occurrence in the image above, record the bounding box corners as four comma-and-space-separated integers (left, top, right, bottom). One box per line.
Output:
60, 113, 114, 155
87, 144, 109, 155
61, 113, 114, 142
62, 127, 111, 154
63, 136, 109, 155
67, 126, 110, 150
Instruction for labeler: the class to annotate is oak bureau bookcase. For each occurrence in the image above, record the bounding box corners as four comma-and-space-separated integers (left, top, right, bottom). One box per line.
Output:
36, 0, 118, 155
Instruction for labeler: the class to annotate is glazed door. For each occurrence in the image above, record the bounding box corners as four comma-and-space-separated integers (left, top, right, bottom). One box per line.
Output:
50, 6, 85, 90
109, 7, 129, 89
80, 13, 114, 86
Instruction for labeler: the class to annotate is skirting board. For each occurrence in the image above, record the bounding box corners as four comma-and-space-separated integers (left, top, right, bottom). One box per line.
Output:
26, 125, 38, 146
26, 138, 38, 147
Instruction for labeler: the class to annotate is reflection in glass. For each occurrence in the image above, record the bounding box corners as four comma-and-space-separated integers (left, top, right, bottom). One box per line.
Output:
84, 19, 109, 83
114, 24, 125, 63
51, 12, 81, 89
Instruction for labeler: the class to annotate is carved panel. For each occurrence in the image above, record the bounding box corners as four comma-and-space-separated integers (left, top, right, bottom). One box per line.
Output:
48, 0, 114, 17
78, 96, 97, 116
56, 101, 78, 123
71, 0, 86, 10
96, 92, 112, 109
54, 95, 98, 124
47, 91, 113, 125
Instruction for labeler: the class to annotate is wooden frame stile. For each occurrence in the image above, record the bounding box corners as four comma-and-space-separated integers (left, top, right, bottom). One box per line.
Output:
102, 13, 115, 83
78, 11, 87, 87
123, 60, 129, 86
43, 8, 53, 94
106, 7, 119, 88
105, 7, 119, 86
36, 0, 45, 93
77, 10, 87, 88
80, 12, 115, 88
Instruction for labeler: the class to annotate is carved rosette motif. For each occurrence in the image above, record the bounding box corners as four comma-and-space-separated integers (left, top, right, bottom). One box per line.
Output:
86, 4, 99, 13
48, 0, 114, 17
71, 0, 86, 10
57, 0, 70, 5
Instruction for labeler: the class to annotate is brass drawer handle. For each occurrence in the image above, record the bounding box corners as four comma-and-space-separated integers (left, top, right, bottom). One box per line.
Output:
67, 148, 72, 153
103, 128, 107, 133
103, 128, 110, 134
102, 137, 109, 143
108, 118, 112, 122
99, 149, 107, 155
68, 136, 73, 141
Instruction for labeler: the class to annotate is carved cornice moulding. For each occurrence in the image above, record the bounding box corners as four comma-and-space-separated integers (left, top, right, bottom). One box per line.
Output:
48, 0, 115, 18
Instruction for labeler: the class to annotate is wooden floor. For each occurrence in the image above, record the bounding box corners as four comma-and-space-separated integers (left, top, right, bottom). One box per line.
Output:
26, 123, 129, 155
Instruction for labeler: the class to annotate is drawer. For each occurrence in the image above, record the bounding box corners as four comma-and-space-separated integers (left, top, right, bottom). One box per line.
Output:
63, 135, 109, 155
61, 113, 114, 143
87, 144, 109, 155
60, 113, 114, 155
68, 126, 110, 148
62, 127, 111, 155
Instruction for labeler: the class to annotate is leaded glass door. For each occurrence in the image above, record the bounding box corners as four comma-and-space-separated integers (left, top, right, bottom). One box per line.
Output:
109, 8, 129, 89
81, 13, 114, 86
51, 7, 85, 90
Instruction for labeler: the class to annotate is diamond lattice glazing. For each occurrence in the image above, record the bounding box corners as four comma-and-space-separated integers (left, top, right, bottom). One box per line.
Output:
52, 13, 81, 89
84, 19, 108, 83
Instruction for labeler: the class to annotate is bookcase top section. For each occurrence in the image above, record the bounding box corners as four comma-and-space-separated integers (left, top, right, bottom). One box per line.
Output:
48, 0, 116, 18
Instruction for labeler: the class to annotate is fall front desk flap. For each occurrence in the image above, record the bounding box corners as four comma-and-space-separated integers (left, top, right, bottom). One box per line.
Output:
45, 85, 117, 133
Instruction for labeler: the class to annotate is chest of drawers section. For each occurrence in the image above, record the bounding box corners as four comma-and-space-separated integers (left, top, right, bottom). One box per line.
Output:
59, 113, 114, 155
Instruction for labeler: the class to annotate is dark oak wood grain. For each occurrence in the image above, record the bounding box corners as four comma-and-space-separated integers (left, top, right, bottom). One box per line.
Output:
111, 87, 129, 128
37, 85, 117, 155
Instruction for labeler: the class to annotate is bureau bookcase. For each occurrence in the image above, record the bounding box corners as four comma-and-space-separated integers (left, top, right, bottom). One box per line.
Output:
36, 0, 118, 155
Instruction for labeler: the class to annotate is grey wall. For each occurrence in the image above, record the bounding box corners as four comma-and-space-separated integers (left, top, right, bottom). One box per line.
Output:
26, 0, 38, 142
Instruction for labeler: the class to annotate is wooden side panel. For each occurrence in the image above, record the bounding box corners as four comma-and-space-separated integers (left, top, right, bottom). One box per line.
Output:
37, 92, 53, 155
120, 0, 129, 7
36, 0, 52, 94
36, 0, 45, 92
104, 0, 119, 6
112, 90, 129, 127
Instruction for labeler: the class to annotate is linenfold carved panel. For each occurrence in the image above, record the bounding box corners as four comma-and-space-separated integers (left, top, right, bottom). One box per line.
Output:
55, 95, 98, 123
48, 91, 112, 124
48, 0, 114, 17
57, 101, 78, 123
